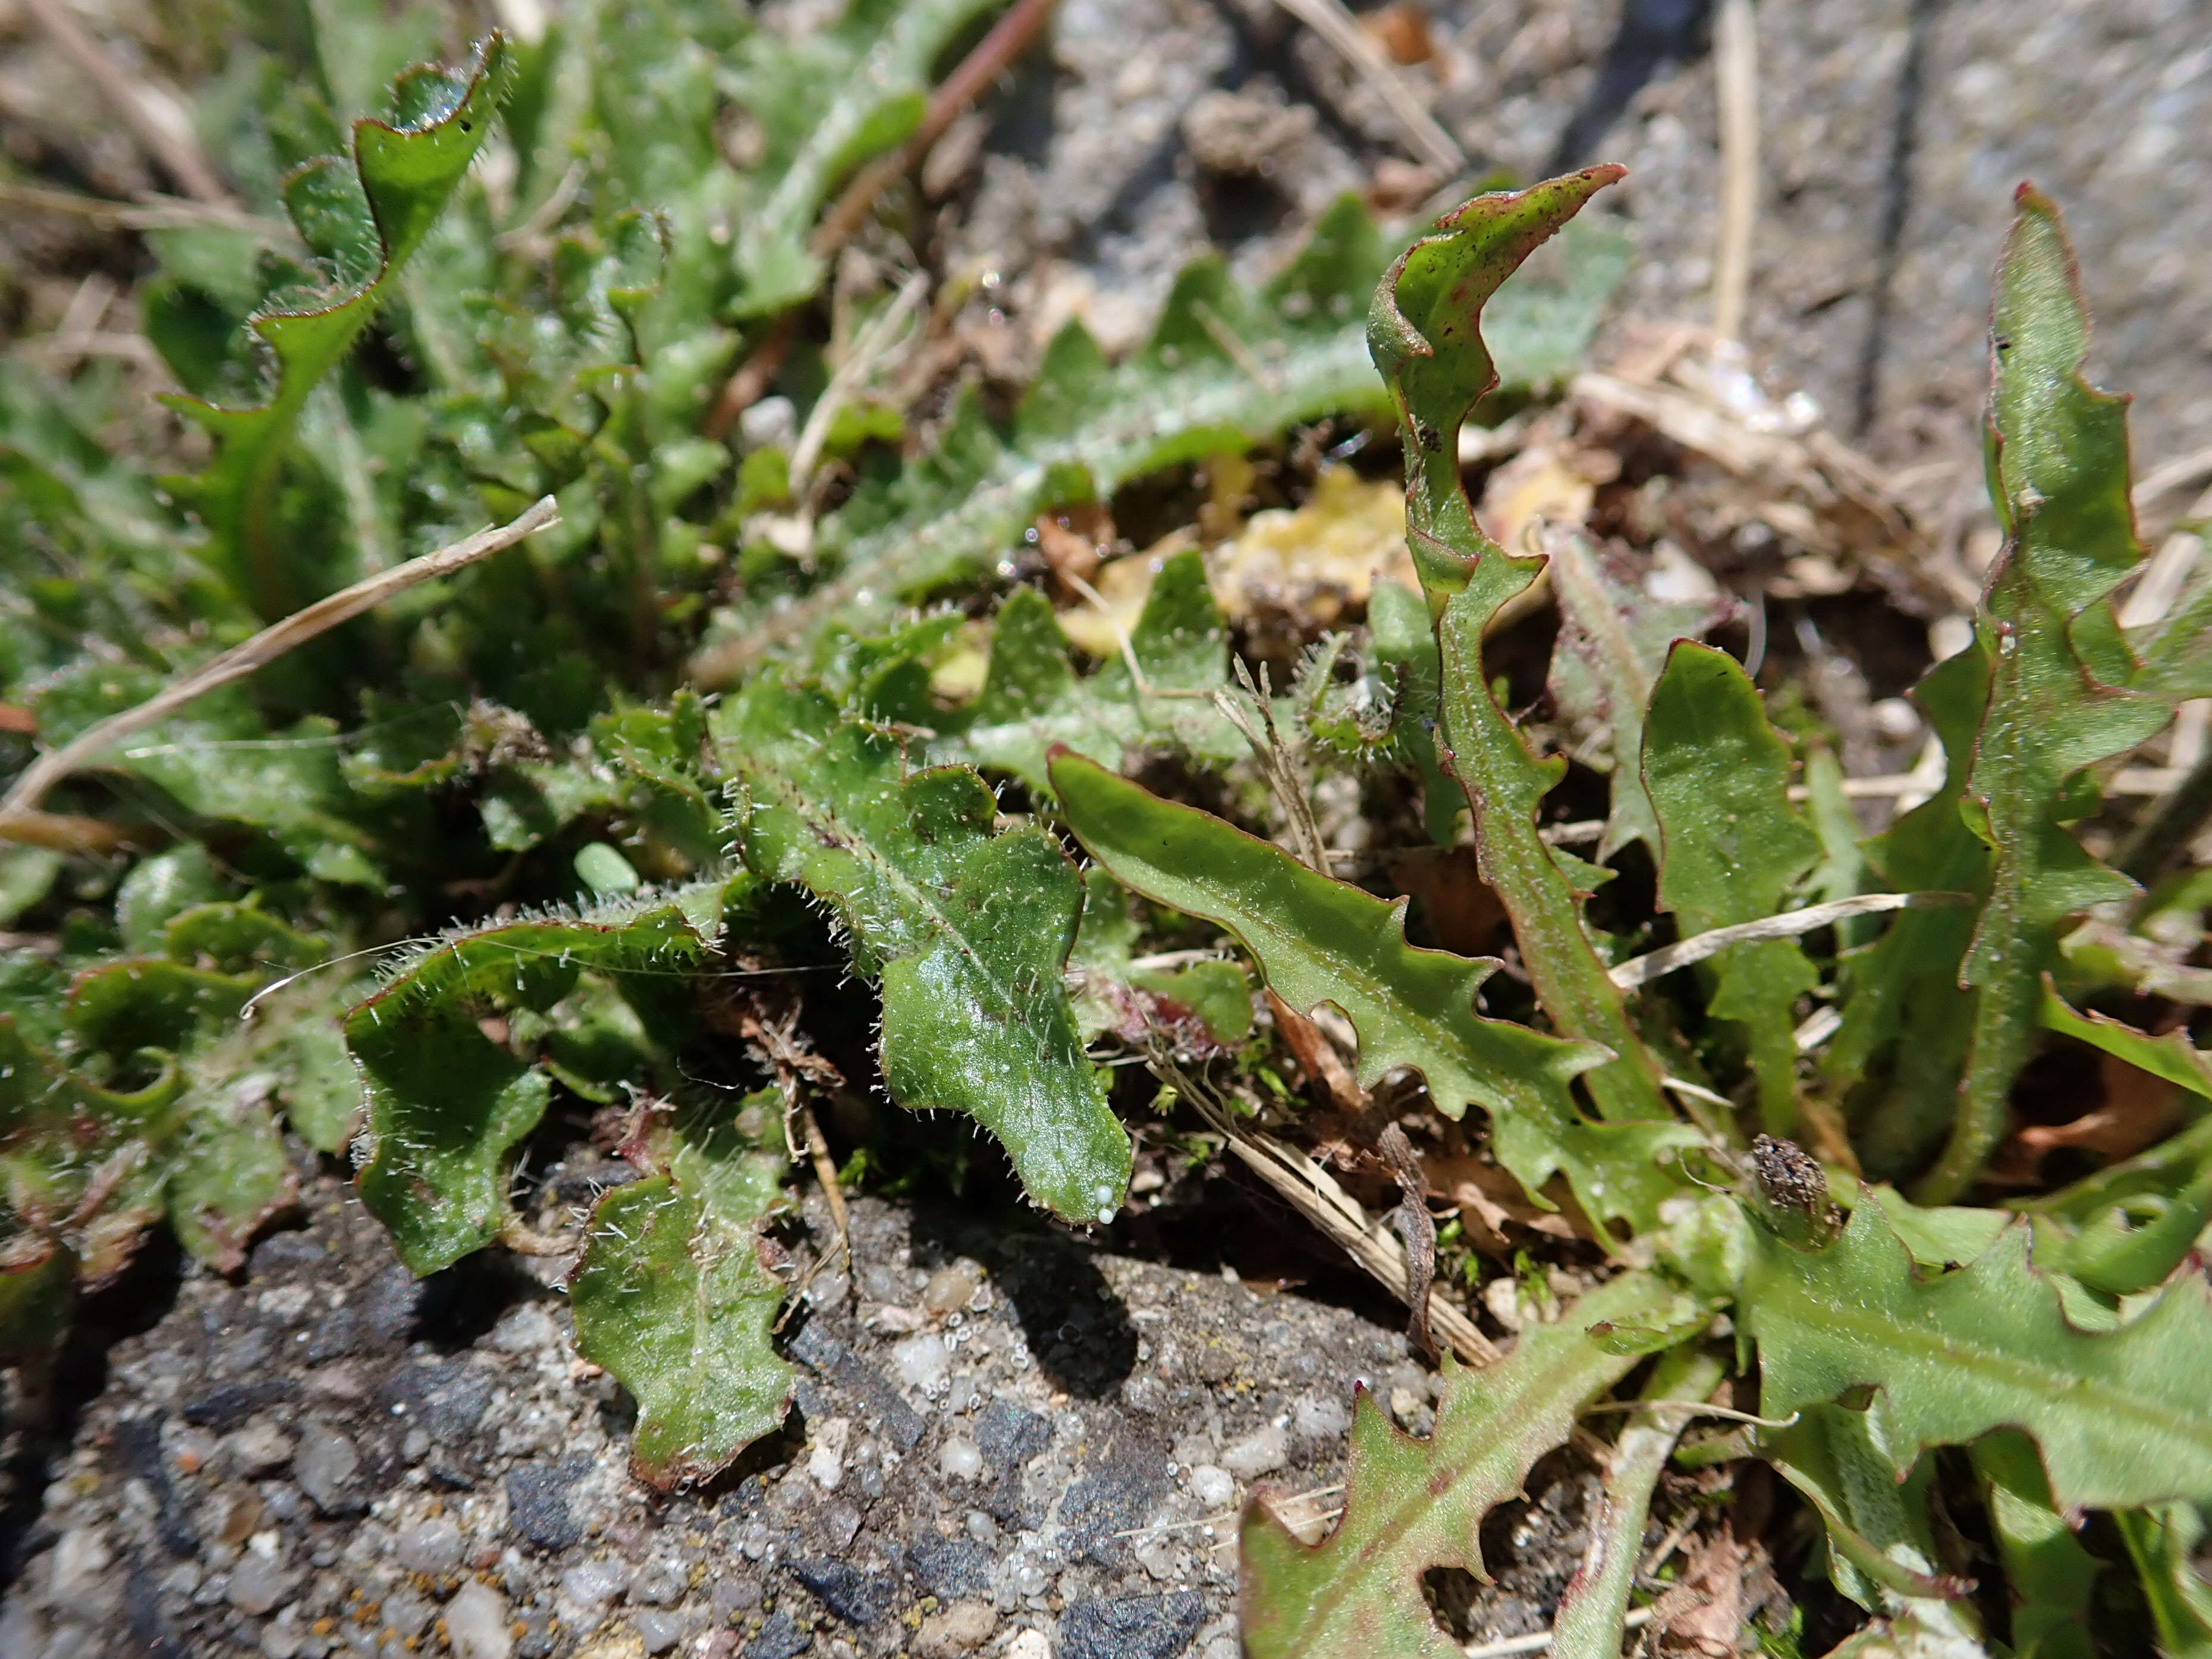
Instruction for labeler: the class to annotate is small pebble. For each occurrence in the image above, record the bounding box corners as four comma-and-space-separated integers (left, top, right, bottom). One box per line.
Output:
381, 1589, 435, 1640
227, 1549, 296, 1617
1004, 1630, 1053, 1659
47, 1528, 111, 1600
445, 1579, 513, 1659
630, 1557, 687, 1607
394, 1519, 463, 1577
916, 1601, 997, 1658
938, 1436, 983, 1480
1186, 1464, 1236, 1509
964, 1511, 995, 1541
711, 1576, 761, 1619
921, 1262, 982, 1315
489, 1303, 558, 1355
633, 1609, 687, 1654
227, 1421, 295, 1476
1218, 1424, 1287, 1479
891, 1331, 951, 1393
1291, 1394, 1349, 1441
560, 1559, 629, 1612
291, 1422, 360, 1515
807, 1418, 850, 1490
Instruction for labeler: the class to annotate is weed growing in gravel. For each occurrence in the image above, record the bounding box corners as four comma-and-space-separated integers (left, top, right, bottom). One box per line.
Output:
4, 18, 2211, 1657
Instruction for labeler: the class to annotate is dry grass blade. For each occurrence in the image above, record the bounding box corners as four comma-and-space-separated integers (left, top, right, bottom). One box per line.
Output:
1179, 1085, 1500, 1366
1270, 0, 1466, 178
19, 0, 231, 205
1710, 0, 1759, 344
1608, 891, 1971, 990
0, 497, 559, 825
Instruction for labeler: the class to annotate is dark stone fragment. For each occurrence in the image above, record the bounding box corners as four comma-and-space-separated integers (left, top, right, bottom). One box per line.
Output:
384, 1359, 494, 1447
1059, 1592, 1205, 1659
180, 1378, 291, 1430
303, 1306, 363, 1364
972, 1400, 1052, 1475
790, 1557, 890, 1625
506, 1460, 583, 1551
744, 1613, 811, 1659
122, 1567, 187, 1659
249, 1231, 325, 1276
787, 1323, 924, 1449
906, 1535, 990, 1600
362, 1264, 422, 1346
1061, 1445, 1168, 1569
110, 1417, 194, 1558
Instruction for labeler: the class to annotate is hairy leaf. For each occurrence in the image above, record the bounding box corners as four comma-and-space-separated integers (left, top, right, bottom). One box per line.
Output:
1645, 642, 1822, 1132
1971, 1432, 2098, 1659
164, 36, 515, 618
569, 1089, 794, 1487
1761, 1404, 1975, 1609
348, 877, 743, 1274
1547, 535, 1736, 857
1371, 171, 1670, 1121
1051, 750, 1696, 1230
1827, 645, 1992, 1178
1925, 187, 2170, 1201
2116, 1503, 2212, 1659
1740, 1196, 2212, 1510
720, 678, 1129, 1223
1240, 1270, 1692, 1658
928, 551, 1240, 793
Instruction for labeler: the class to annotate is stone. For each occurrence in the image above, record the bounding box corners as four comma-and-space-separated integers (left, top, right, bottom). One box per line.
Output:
382, 1589, 436, 1640
1217, 1424, 1286, 1480
711, 1576, 762, 1619
806, 1416, 850, 1491
791, 1557, 890, 1625
907, 1535, 991, 1601
46, 1528, 111, 1600
1290, 1393, 1349, 1441
227, 1420, 296, 1476
938, 1436, 982, 1480
916, 1601, 997, 1657
890, 1331, 951, 1393
291, 1422, 363, 1516
629, 1557, 687, 1607
744, 1612, 810, 1659
394, 1518, 464, 1576
505, 1462, 582, 1551
559, 1559, 629, 1613
489, 1303, 558, 1355
920, 1262, 982, 1315
634, 1608, 689, 1654
972, 1400, 1052, 1474
445, 1579, 513, 1659
1184, 1465, 1234, 1510
1060, 1593, 1205, 1659
227, 1548, 297, 1617
1004, 1631, 1053, 1659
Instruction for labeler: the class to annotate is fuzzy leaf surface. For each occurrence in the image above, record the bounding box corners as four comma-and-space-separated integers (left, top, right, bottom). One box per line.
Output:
162, 36, 514, 618
1051, 751, 1696, 1230
569, 1091, 794, 1487
1240, 1270, 1688, 1658
1644, 642, 1822, 1132
928, 551, 1240, 793
1972, 1433, 2098, 1659
348, 878, 741, 1274
1928, 188, 2170, 1199
1739, 1196, 2212, 1511
1371, 172, 1669, 1121
721, 679, 1129, 1222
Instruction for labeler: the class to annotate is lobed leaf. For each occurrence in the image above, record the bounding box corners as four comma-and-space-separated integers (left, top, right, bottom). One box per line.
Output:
1739, 1196, 2212, 1512
1050, 750, 1697, 1231
719, 678, 1129, 1222
1644, 642, 1822, 1133
1371, 172, 1671, 1123
347, 876, 743, 1274
1925, 187, 2169, 1200
1971, 1432, 2098, 1659
163, 36, 516, 618
569, 1089, 795, 1488
1240, 1270, 1692, 1658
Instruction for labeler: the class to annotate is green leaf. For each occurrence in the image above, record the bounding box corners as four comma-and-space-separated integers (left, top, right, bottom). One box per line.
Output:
1366, 577, 1460, 845
702, 198, 1405, 667
163, 36, 516, 618
1971, 1432, 2098, 1659
2116, 1503, 2212, 1659
1923, 187, 2170, 1201
719, 678, 1130, 1223
1050, 750, 1697, 1231
1240, 1270, 1695, 1658
569, 1089, 795, 1487
1739, 1195, 2212, 1510
725, 0, 1006, 316
1370, 172, 1669, 1123
348, 876, 746, 1274
928, 552, 1240, 793
2037, 983, 2212, 1098
1644, 642, 1823, 1133
1545, 534, 1736, 858
1825, 645, 1991, 1178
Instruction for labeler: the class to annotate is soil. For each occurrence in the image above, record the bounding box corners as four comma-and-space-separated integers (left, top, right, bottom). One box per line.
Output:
6, 0, 2212, 1655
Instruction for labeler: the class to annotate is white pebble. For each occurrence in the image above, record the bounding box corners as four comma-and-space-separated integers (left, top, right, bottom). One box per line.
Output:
1291, 1394, 1349, 1442
891, 1331, 952, 1393
1218, 1424, 1288, 1479
1186, 1464, 1236, 1509
938, 1437, 983, 1480
444, 1580, 513, 1659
